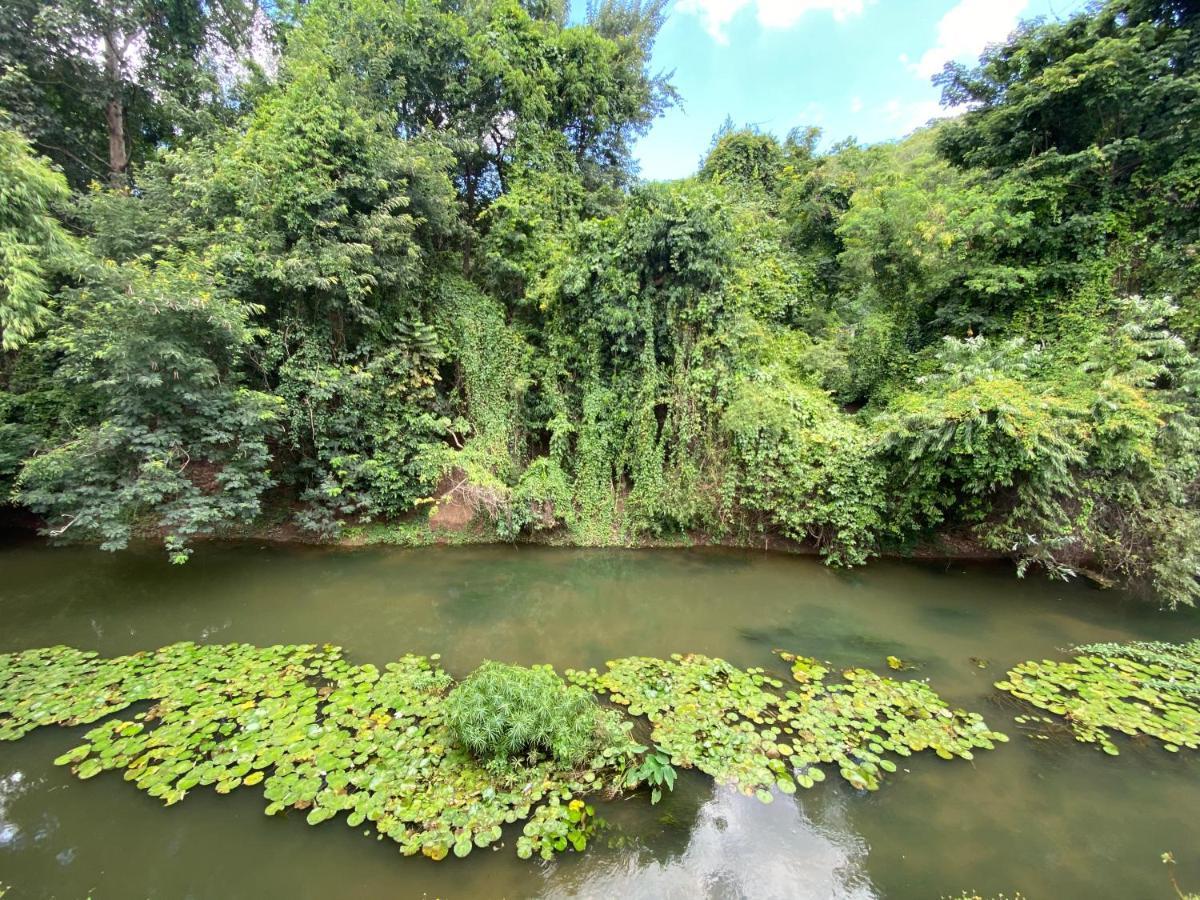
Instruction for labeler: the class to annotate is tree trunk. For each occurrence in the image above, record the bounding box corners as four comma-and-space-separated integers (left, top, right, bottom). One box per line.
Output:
103, 32, 128, 187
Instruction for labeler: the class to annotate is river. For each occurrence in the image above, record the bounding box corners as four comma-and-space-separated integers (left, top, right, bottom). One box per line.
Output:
0, 540, 1196, 898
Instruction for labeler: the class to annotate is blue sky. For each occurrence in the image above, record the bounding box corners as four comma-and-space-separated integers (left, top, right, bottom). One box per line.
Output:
570, 0, 1091, 181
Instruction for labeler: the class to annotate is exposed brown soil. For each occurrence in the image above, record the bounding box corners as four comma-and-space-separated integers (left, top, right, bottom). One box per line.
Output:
428, 472, 479, 533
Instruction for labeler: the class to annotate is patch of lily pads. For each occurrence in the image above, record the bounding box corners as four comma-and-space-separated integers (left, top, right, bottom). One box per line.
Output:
0, 642, 639, 861
566, 651, 1007, 797
996, 639, 1200, 755
0, 641, 1011, 863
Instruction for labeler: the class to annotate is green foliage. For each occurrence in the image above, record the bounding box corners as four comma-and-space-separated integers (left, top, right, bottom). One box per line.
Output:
699, 124, 786, 193
723, 370, 885, 564
445, 661, 617, 771
0, 642, 643, 862
529, 178, 741, 542
0, 130, 73, 351
206, 58, 457, 329
0, 0, 267, 186
875, 336, 1084, 534
16, 253, 281, 561
626, 746, 676, 804
568, 651, 1006, 798
431, 276, 530, 491
0, 0, 1197, 606
266, 318, 447, 536
935, 0, 1200, 333
997, 639, 1200, 755
516, 796, 603, 860
1, 640, 1015, 863
874, 300, 1200, 607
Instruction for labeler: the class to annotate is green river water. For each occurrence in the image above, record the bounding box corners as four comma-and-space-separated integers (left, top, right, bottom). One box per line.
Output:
0, 539, 1197, 899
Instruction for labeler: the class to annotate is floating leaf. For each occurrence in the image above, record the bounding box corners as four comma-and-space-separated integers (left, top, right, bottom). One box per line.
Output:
997, 639, 1200, 756
568, 652, 1005, 799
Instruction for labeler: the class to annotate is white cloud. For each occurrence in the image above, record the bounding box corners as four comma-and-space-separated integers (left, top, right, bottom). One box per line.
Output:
850, 96, 864, 113
676, 0, 867, 44
911, 0, 1027, 78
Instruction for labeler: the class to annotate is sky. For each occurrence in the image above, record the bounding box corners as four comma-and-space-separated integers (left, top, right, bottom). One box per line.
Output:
570, 0, 1092, 181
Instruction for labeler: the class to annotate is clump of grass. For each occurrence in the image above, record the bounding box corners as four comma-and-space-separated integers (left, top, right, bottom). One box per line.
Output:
446, 661, 615, 771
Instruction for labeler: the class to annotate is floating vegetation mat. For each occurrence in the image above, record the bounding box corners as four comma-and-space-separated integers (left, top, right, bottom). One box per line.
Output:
567, 652, 1007, 797
0, 642, 1007, 863
0, 643, 636, 861
996, 639, 1200, 755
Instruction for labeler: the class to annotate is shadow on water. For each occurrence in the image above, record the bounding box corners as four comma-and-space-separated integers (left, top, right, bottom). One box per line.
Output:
0, 541, 1198, 898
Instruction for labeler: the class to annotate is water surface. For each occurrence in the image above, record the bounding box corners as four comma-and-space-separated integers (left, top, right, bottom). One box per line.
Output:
0, 541, 1196, 898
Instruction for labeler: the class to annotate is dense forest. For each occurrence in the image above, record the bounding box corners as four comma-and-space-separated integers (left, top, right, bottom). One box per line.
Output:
0, 0, 1197, 606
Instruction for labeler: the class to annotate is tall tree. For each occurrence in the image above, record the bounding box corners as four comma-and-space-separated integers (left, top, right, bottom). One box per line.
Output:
0, 0, 268, 187
285, 0, 671, 223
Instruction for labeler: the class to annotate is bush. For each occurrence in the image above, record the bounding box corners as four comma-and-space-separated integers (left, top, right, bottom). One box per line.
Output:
266, 318, 448, 537
873, 337, 1084, 535
445, 662, 615, 771
723, 368, 886, 565
16, 254, 282, 563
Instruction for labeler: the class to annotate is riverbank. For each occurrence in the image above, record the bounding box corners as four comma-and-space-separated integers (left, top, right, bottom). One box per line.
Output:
0, 500, 1094, 586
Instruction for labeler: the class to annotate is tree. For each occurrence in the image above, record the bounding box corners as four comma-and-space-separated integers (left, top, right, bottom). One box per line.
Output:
0, 0, 268, 186
17, 251, 281, 561
934, 0, 1200, 337
284, 0, 671, 224
700, 126, 786, 193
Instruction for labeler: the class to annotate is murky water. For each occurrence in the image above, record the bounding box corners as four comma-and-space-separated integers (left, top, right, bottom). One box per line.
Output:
0, 540, 1197, 899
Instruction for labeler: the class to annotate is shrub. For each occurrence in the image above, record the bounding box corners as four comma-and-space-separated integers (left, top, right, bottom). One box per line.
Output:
445, 661, 615, 771
723, 368, 886, 565
873, 336, 1085, 536
16, 254, 282, 563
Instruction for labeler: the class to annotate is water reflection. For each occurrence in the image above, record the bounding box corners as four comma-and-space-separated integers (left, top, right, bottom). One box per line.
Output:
542, 786, 876, 900
0, 771, 30, 849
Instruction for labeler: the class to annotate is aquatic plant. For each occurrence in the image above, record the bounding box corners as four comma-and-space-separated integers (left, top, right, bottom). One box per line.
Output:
626, 747, 677, 804
996, 639, 1200, 755
0, 642, 641, 862
0, 642, 346, 745
0, 641, 1010, 864
516, 796, 603, 860
568, 651, 1006, 798
1164, 851, 1200, 900
444, 661, 617, 771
